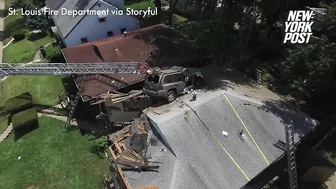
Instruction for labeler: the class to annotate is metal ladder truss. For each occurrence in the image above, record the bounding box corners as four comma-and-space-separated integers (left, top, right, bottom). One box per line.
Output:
65, 76, 86, 130
0, 62, 149, 76
285, 124, 298, 189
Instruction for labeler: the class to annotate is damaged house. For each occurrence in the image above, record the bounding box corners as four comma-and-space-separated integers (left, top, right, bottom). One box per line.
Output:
103, 68, 321, 189
61, 24, 198, 123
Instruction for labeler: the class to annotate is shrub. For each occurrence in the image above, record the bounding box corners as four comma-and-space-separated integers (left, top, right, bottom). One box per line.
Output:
12, 31, 26, 41
91, 137, 108, 158
46, 45, 65, 63
0, 109, 7, 116
12, 108, 38, 130
5, 93, 33, 114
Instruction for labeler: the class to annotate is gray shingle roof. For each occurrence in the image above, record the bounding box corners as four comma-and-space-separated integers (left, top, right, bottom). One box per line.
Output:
52, 0, 99, 38
130, 88, 318, 189
45, 0, 66, 10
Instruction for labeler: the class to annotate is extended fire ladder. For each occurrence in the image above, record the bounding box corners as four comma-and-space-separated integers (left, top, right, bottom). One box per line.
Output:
285, 124, 298, 189
0, 62, 150, 131
64, 76, 86, 131
0, 62, 147, 76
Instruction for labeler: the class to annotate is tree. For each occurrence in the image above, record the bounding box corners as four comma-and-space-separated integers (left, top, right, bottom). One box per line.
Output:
283, 35, 336, 104
154, 0, 161, 14
25, 14, 50, 33
16, 0, 44, 9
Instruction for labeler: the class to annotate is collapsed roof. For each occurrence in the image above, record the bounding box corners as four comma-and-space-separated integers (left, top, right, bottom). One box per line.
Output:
112, 66, 319, 189
62, 24, 198, 101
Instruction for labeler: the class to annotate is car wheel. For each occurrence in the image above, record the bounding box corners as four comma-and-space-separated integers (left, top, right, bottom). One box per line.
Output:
167, 90, 176, 102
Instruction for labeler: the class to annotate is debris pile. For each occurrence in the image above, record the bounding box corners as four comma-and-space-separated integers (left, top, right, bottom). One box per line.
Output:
92, 90, 143, 105
106, 115, 160, 189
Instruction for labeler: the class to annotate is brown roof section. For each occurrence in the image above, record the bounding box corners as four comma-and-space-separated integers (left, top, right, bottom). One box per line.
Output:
62, 24, 198, 101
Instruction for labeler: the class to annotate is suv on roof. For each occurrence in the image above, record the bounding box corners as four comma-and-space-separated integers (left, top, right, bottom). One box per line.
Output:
143, 67, 204, 102
143, 69, 185, 102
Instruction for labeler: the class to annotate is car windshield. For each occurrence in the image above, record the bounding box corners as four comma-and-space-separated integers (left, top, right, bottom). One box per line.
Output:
147, 75, 160, 83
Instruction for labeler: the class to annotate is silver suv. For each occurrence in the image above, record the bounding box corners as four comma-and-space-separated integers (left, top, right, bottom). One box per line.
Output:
143, 69, 186, 102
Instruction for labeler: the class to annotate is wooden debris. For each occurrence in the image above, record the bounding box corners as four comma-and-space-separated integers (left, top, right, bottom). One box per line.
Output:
107, 116, 159, 189
91, 90, 143, 105
117, 167, 132, 189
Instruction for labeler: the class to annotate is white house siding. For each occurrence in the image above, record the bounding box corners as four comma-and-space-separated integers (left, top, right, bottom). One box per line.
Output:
64, 3, 139, 47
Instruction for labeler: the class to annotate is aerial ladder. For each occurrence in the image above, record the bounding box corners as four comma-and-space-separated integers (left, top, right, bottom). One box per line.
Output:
1, 62, 300, 189
0, 62, 150, 131
285, 123, 298, 189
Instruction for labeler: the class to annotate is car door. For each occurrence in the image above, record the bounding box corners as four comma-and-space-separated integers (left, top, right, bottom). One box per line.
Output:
162, 74, 174, 92
173, 73, 186, 94
144, 74, 161, 91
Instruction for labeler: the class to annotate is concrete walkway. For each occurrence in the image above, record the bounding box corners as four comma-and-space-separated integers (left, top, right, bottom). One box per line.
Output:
27, 41, 53, 64
0, 123, 12, 142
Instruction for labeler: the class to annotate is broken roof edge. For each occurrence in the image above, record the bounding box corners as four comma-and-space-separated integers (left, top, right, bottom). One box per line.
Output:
79, 76, 146, 103
148, 118, 177, 157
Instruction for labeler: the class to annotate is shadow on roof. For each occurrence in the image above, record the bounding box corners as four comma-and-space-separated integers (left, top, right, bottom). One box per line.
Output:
259, 99, 319, 137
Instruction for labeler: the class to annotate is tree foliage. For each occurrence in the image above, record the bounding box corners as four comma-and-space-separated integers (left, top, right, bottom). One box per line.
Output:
25, 14, 49, 33
176, 0, 336, 112
16, 0, 44, 9
283, 36, 336, 100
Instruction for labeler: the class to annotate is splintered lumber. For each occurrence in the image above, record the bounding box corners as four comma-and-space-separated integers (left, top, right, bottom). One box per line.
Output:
108, 146, 118, 160
117, 167, 132, 189
129, 149, 142, 159
99, 93, 128, 100
91, 91, 128, 105
112, 90, 143, 104
120, 155, 152, 166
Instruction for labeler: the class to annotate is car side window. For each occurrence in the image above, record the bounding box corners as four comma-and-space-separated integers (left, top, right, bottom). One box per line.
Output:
163, 75, 173, 84
173, 74, 183, 82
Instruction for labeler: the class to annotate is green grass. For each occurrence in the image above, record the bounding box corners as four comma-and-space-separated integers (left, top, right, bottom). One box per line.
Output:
0, 116, 109, 189
3, 13, 29, 46
0, 114, 9, 134
0, 76, 65, 107
126, 0, 155, 9
5, 92, 32, 113
5, 0, 15, 8
12, 108, 37, 129
3, 33, 54, 63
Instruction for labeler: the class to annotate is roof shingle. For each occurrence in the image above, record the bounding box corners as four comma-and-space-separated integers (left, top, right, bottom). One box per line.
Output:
62, 24, 198, 101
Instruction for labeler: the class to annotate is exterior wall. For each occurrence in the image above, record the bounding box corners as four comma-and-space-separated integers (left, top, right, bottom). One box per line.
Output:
64, 3, 139, 47
104, 96, 152, 123
104, 101, 140, 122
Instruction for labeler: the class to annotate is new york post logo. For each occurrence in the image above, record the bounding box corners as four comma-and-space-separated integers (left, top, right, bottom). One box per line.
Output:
283, 10, 314, 44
